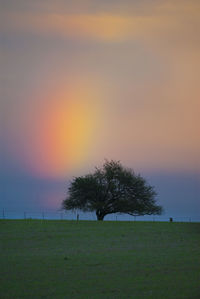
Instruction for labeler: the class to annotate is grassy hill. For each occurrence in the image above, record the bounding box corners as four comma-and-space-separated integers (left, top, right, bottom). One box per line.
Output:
0, 220, 200, 298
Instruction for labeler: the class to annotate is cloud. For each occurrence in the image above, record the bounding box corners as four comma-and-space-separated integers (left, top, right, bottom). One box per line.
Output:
1, 12, 132, 42
1, 0, 200, 44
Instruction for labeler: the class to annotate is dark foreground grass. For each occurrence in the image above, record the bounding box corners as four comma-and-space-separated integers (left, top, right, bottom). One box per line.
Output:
0, 220, 200, 299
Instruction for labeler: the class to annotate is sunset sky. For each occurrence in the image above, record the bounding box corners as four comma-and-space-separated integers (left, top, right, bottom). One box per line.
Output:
1, 0, 200, 219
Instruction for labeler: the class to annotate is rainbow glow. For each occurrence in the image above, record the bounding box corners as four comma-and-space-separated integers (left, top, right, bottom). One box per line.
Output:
17, 82, 102, 179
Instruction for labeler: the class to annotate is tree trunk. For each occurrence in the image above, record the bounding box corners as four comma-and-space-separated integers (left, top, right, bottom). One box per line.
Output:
96, 210, 105, 221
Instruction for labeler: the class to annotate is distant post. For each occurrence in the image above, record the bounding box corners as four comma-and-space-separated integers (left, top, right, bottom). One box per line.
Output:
77, 214, 79, 221
170, 217, 173, 222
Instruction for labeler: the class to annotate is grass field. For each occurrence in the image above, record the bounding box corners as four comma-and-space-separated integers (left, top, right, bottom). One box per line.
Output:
0, 220, 200, 298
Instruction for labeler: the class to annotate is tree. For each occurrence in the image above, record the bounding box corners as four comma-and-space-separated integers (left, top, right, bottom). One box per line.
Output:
62, 160, 163, 221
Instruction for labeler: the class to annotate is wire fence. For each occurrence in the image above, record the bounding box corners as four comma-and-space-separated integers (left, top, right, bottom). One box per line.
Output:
1, 209, 199, 223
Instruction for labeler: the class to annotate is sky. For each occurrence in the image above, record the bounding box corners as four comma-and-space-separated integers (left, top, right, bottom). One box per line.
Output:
1, 0, 200, 219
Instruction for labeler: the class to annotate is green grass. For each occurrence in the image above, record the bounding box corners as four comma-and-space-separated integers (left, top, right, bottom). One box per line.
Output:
0, 220, 200, 298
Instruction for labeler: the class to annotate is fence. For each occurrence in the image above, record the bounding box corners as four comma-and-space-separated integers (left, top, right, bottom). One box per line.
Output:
1, 209, 199, 222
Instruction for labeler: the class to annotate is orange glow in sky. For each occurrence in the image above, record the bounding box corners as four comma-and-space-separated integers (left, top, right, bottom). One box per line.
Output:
18, 82, 101, 179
